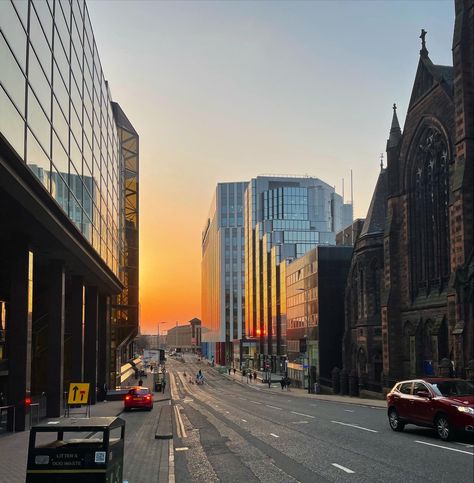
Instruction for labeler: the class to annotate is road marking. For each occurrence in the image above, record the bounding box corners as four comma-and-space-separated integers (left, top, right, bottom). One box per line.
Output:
292, 420, 309, 424
250, 400, 262, 405
175, 447, 189, 452
332, 463, 355, 474
174, 405, 187, 438
169, 441, 175, 483
344, 409, 354, 413
331, 421, 378, 433
291, 411, 315, 419
266, 405, 282, 410
270, 433, 279, 438
241, 419, 247, 422
415, 440, 474, 455
225, 411, 230, 414
455, 442, 474, 448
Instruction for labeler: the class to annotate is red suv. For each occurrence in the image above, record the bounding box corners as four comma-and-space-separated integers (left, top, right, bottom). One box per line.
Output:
387, 378, 474, 441
124, 387, 154, 411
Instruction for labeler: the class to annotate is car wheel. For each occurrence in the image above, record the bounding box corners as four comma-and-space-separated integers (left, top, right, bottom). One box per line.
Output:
124, 407, 130, 412
388, 408, 405, 432
435, 414, 451, 441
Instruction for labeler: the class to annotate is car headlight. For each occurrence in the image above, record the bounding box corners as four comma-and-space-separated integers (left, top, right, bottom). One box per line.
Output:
457, 406, 474, 415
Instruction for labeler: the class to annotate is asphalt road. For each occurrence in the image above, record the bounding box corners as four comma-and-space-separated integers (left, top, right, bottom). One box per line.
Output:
169, 355, 474, 483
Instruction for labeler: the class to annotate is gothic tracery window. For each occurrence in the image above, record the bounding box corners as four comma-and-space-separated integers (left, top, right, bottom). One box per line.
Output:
410, 126, 450, 296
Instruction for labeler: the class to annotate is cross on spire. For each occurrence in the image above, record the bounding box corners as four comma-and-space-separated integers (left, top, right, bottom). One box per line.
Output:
380, 153, 384, 171
420, 29, 428, 57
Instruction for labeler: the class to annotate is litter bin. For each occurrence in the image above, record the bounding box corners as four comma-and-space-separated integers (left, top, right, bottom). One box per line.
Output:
26, 416, 125, 482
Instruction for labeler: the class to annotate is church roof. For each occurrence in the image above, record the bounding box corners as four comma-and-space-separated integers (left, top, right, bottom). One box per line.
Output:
408, 31, 454, 109
359, 168, 388, 238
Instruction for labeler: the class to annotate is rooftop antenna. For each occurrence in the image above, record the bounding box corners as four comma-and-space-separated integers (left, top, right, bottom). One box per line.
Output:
350, 169, 353, 207
380, 153, 384, 170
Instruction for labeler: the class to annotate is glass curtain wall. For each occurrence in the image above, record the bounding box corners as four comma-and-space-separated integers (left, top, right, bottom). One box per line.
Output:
0, 0, 121, 275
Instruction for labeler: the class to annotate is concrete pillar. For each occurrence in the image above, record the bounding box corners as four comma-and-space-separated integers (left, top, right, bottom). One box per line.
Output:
97, 294, 109, 401
46, 261, 65, 418
7, 240, 33, 431
84, 286, 98, 405
69, 276, 84, 382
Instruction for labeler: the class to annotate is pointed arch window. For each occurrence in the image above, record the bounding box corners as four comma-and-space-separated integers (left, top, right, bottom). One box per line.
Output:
409, 126, 450, 296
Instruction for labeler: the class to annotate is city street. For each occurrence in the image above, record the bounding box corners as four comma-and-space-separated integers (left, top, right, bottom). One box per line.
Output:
170, 355, 474, 483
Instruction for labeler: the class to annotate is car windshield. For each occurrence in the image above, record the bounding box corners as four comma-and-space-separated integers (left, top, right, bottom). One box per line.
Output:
130, 388, 149, 396
430, 380, 474, 397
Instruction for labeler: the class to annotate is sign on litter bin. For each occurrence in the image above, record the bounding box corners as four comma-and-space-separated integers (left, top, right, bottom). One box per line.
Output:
26, 416, 125, 483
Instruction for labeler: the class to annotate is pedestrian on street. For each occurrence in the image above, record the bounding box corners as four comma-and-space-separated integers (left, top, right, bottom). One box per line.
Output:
253, 371, 257, 383
233, 368, 236, 375
285, 377, 291, 391
138, 378, 143, 386
249, 373, 253, 383
228, 367, 231, 375
162, 377, 167, 393
280, 378, 285, 391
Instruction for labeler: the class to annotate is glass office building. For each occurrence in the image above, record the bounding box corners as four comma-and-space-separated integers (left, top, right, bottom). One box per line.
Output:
0, 0, 121, 274
201, 182, 247, 366
0, 0, 138, 430
244, 176, 352, 370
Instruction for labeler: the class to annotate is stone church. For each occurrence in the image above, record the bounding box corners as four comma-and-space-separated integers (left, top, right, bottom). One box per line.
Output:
343, 0, 474, 392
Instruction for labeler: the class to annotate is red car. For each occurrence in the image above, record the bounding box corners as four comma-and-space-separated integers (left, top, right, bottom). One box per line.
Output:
387, 378, 474, 441
124, 387, 153, 411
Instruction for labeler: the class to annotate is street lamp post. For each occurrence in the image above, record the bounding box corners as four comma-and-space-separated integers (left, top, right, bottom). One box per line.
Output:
297, 287, 311, 394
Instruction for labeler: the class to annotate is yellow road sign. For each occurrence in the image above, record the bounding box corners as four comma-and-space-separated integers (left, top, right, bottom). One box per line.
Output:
67, 383, 90, 404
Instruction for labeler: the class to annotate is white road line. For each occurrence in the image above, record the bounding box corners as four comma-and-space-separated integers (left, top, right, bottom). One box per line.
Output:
331, 421, 378, 433
266, 405, 282, 410
241, 419, 247, 422
175, 447, 189, 452
168, 440, 175, 483
415, 440, 474, 455
250, 400, 262, 405
292, 420, 309, 424
455, 442, 474, 448
270, 433, 279, 438
291, 411, 315, 419
332, 463, 355, 474
344, 409, 355, 413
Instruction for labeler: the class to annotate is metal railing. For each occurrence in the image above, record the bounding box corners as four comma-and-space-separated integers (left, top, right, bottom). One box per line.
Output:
0, 405, 16, 433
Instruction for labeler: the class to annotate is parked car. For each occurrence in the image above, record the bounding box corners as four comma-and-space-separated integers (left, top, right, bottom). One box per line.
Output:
387, 378, 474, 441
124, 387, 153, 411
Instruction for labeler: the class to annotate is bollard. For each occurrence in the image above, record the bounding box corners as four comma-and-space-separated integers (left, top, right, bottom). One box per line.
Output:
349, 370, 359, 397
331, 367, 341, 394
339, 368, 349, 395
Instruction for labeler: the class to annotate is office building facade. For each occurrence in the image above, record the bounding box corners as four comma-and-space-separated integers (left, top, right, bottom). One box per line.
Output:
201, 182, 246, 365
0, 0, 138, 430
286, 246, 352, 388
244, 176, 352, 370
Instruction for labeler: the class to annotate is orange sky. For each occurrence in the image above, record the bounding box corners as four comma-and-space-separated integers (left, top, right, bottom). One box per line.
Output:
87, 1, 454, 336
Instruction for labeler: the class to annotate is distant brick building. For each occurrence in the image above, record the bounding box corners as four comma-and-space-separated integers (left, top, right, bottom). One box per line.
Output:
344, 0, 474, 391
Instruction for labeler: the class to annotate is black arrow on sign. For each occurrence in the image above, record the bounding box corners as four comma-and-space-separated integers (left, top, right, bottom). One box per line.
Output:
72, 386, 79, 401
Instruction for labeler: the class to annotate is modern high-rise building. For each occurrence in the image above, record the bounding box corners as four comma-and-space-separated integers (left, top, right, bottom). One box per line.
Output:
244, 176, 352, 370
201, 182, 247, 366
0, 0, 138, 430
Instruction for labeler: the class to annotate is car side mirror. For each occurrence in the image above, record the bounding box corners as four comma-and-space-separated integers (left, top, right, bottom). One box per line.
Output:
416, 390, 431, 398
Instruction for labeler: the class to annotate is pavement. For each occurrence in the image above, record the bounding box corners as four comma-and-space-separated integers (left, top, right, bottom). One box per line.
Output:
169, 353, 474, 483
0, 372, 173, 483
